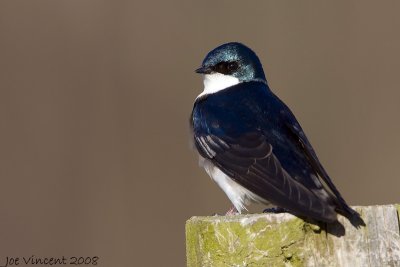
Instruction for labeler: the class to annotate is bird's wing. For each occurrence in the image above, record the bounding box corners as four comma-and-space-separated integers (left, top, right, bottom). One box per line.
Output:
194, 130, 337, 222
282, 110, 357, 217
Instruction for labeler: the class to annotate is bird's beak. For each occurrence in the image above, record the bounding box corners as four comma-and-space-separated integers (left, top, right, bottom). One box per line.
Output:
195, 66, 213, 74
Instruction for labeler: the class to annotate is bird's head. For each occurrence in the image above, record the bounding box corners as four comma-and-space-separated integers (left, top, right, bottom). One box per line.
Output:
195, 42, 266, 84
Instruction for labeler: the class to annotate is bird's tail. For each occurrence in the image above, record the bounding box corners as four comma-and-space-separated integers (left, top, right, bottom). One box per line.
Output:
336, 202, 365, 228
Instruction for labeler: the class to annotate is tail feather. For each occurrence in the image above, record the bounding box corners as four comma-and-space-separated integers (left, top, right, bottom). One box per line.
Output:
336, 203, 365, 227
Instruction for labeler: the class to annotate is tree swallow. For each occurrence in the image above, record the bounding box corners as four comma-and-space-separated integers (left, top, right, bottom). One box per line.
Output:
190, 42, 364, 225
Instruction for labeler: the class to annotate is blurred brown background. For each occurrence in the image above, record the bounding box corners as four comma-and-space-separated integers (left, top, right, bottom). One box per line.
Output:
0, 1, 399, 266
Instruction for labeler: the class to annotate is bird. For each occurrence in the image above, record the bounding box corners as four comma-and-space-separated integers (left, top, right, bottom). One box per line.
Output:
190, 42, 364, 226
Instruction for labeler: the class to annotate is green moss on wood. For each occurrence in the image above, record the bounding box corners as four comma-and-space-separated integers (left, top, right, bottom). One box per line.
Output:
186, 214, 320, 267
186, 205, 400, 267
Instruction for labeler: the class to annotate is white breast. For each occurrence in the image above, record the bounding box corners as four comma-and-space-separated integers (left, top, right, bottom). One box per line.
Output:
196, 73, 240, 99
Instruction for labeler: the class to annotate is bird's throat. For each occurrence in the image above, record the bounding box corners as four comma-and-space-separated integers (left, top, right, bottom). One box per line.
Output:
197, 73, 240, 99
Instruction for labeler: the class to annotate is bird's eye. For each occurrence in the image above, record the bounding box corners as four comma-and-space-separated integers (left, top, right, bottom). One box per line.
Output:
214, 61, 239, 75
216, 63, 226, 72
227, 62, 239, 72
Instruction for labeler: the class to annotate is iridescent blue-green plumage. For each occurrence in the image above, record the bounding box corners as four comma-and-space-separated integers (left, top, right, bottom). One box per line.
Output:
196, 42, 266, 82
191, 42, 364, 226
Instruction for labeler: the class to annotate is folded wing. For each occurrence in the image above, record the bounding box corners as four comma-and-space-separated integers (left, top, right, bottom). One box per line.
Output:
194, 130, 338, 223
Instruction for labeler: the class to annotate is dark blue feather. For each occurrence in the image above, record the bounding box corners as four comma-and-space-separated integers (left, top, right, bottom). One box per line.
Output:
192, 81, 360, 223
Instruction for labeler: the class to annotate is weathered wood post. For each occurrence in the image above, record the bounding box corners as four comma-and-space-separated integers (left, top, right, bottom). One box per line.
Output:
186, 204, 400, 266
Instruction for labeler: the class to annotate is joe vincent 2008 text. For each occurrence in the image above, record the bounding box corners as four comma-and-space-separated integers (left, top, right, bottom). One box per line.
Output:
0, 256, 99, 266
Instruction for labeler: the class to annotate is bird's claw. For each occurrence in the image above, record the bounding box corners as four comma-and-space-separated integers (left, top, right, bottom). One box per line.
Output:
225, 206, 239, 216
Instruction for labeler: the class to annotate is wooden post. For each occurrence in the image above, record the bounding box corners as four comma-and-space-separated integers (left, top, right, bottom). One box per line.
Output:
186, 204, 400, 266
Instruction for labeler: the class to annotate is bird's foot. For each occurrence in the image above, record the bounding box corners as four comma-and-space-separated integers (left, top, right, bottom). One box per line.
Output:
263, 207, 287, 214
225, 206, 239, 216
